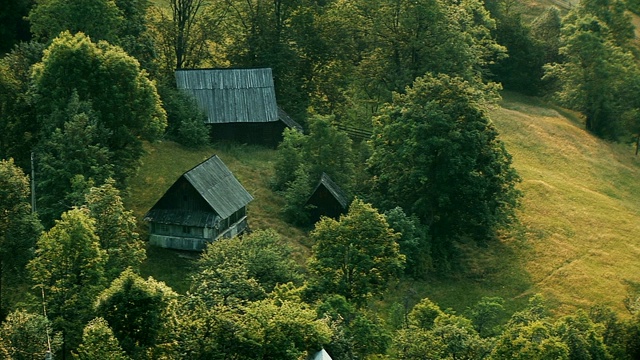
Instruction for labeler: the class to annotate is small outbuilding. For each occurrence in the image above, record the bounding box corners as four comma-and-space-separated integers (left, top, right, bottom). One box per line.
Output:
175, 68, 303, 146
309, 348, 333, 360
306, 173, 349, 223
144, 155, 253, 251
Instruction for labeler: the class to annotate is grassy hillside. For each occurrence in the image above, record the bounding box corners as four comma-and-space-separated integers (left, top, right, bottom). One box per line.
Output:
493, 92, 640, 315
126, 93, 640, 316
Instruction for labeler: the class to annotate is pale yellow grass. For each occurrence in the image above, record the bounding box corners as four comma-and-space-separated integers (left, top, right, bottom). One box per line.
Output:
493, 93, 640, 315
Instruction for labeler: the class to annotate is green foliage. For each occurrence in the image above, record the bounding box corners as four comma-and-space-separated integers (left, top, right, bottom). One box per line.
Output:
157, 83, 210, 148
308, 199, 405, 305
408, 298, 444, 331
282, 165, 314, 226
74, 317, 130, 360
241, 297, 332, 360
491, 320, 570, 359
368, 73, 521, 268
32, 31, 167, 185
0, 159, 41, 317
0, 0, 31, 54
28, 208, 107, 354
273, 128, 306, 192
28, 0, 124, 43
0, 41, 45, 169
274, 115, 354, 225
36, 93, 114, 226
191, 229, 301, 307
350, 0, 505, 100
95, 268, 178, 358
0, 309, 62, 360
544, 11, 640, 140
85, 180, 146, 282
489, 10, 546, 94
468, 296, 506, 338
432, 313, 492, 359
384, 207, 431, 279
554, 310, 611, 360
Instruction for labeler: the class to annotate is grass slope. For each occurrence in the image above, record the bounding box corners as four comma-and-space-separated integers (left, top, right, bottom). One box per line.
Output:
493, 92, 640, 315
127, 93, 640, 316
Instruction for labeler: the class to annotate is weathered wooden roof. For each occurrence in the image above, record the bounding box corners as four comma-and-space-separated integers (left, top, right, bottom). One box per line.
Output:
176, 68, 279, 124
310, 173, 348, 209
184, 155, 254, 219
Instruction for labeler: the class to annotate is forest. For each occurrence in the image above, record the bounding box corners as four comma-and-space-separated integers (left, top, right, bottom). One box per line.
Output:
2, 0, 640, 359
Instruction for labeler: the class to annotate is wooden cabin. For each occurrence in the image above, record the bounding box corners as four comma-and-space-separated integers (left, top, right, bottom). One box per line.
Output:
306, 173, 349, 223
144, 155, 254, 251
175, 68, 303, 146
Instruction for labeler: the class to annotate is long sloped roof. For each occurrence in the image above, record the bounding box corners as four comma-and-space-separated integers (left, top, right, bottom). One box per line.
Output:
176, 68, 279, 124
184, 155, 254, 219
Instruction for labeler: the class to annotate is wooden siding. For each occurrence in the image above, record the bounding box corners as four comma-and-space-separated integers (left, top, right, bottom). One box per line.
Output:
176, 68, 279, 124
149, 216, 249, 251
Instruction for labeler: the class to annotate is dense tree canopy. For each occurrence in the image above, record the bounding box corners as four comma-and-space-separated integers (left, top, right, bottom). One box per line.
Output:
29, 0, 124, 43
32, 31, 166, 188
368, 73, 520, 267
545, 11, 640, 140
28, 208, 107, 355
308, 199, 405, 305
0, 159, 41, 318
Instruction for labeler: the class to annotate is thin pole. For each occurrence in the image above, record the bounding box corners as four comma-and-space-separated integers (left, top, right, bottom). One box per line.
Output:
31, 152, 36, 213
41, 286, 52, 359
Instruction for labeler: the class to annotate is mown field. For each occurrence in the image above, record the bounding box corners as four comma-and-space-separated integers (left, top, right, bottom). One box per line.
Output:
126, 92, 640, 317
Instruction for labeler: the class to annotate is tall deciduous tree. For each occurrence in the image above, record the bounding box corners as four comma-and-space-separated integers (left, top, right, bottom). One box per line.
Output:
28, 208, 107, 356
28, 0, 124, 43
368, 73, 520, 267
0, 309, 62, 360
36, 93, 114, 226
544, 12, 640, 140
0, 159, 41, 318
308, 199, 405, 305
95, 269, 178, 358
350, 0, 505, 100
32, 31, 166, 186
74, 317, 130, 360
191, 229, 301, 306
85, 180, 146, 281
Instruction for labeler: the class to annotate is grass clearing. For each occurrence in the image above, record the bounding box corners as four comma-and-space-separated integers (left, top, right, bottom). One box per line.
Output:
128, 92, 640, 318
126, 140, 308, 293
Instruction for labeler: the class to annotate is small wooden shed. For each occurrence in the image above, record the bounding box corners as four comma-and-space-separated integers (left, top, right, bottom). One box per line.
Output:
144, 155, 253, 251
309, 349, 333, 360
306, 173, 349, 223
175, 68, 303, 146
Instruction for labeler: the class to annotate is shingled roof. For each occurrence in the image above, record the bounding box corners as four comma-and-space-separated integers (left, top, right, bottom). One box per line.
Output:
176, 68, 279, 124
144, 155, 253, 227
312, 173, 348, 209
184, 155, 254, 218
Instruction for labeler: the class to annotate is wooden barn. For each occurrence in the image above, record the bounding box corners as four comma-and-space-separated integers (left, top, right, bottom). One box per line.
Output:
144, 155, 253, 251
306, 173, 349, 223
175, 68, 303, 146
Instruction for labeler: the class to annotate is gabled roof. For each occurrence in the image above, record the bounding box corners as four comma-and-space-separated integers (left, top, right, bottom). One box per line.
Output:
175, 68, 279, 124
184, 155, 254, 219
309, 349, 333, 360
309, 173, 348, 209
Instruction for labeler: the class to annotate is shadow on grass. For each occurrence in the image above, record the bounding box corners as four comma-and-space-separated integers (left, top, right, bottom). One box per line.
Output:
139, 244, 198, 294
